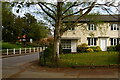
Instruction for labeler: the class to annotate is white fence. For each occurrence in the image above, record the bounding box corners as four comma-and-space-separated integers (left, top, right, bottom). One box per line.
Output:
0, 47, 47, 55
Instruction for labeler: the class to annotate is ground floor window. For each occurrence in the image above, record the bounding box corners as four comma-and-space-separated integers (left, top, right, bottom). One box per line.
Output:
61, 40, 71, 49
110, 38, 119, 46
87, 38, 97, 46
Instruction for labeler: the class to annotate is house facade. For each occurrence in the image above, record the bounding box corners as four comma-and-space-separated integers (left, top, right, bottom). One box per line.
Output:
61, 15, 120, 53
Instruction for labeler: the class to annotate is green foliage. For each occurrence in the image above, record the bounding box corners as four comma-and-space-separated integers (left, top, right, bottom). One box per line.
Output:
44, 45, 54, 58
115, 44, 120, 51
26, 42, 39, 47
107, 46, 116, 51
95, 46, 102, 52
89, 46, 96, 51
2, 3, 50, 42
107, 44, 120, 51
1, 42, 23, 49
78, 43, 88, 47
86, 48, 94, 52
77, 43, 88, 53
89, 46, 102, 52
39, 45, 54, 66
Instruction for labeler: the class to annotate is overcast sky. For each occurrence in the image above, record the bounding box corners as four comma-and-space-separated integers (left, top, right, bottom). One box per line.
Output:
11, 1, 119, 20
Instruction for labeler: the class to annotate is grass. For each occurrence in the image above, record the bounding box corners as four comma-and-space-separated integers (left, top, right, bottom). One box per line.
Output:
1, 42, 23, 49
59, 52, 119, 67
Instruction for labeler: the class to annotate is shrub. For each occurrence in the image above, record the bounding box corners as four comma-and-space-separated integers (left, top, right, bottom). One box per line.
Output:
95, 46, 102, 52
107, 46, 116, 51
89, 46, 96, 51
115, 44, 120, 51
77, 43, 88, 52
89, 46, 101, 52
44, 45, 53, 58
27, 42, 39, 47
86, 48, 94, 52
40, 45, 54, 66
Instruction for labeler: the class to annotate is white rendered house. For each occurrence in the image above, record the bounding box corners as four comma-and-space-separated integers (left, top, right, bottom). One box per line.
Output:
61, 15, 120, 53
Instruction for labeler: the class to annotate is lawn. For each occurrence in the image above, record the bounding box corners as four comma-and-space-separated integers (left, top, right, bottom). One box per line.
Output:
59, 52, 119, 67
1, 42, 23, 49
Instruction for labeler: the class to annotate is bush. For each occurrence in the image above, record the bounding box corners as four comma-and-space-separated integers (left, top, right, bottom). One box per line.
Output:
95, 46, 102, 52
2, 42, 23, 49
86, 48, 94, 52
107, 46, 116, 51
89, 46, 101, 52
27, 42, 39, 47
77, 43, 88, 52
115, 44, 120, 51
89, 46, 96, 51
44, 45, 53, 58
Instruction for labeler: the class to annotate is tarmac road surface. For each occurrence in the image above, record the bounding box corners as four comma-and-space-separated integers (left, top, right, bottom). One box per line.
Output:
2, 53, 39, 78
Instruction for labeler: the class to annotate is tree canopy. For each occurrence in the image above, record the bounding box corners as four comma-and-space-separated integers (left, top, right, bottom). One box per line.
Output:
2, 2, 50, 42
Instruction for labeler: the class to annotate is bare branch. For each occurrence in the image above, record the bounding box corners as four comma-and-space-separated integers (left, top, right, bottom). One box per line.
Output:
62, 2, 77, 15
62, 2, 85, 15
40, 2, 57, 7
96, 2, 119, 7
39, 2, 56, 15
38, 3, 56, 21
61, 2, 96, 34
62, 6, 90, 20
101, 7, 118, 19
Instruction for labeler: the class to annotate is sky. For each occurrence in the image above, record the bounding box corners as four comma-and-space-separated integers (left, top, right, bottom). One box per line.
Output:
11, 1, 120, 20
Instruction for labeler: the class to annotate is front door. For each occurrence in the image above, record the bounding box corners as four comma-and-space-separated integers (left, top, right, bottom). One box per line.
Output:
100, 38, 107, 51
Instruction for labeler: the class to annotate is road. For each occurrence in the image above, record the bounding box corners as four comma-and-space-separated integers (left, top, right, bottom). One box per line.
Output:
2, 53, 39, 78
2, 53, 120, 79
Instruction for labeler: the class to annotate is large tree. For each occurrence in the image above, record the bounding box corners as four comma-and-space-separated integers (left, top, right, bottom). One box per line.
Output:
8, 0, 120, 60
2, 2, 50, 42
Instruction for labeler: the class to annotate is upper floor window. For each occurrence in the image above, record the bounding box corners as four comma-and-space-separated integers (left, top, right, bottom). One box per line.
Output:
87, 38, 97, 46
110, 24, 119, 30
68, 28, 75, 31
88, 24, 96, 30
110, 38, 119, 46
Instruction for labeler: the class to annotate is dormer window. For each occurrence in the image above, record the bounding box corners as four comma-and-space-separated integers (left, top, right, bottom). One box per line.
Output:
110, 24, 119, 30
88, 24, 96, 30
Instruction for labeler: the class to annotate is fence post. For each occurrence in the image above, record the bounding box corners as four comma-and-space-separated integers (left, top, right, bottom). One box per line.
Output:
37, 47, 39, 52
29, 48, 31, 53
13, 48, 15, 55
40, 47, 42, 52
7, 49, 9, 55
34, 48, 35, 52
19, 48, 21, 54
25, 48, 26, 53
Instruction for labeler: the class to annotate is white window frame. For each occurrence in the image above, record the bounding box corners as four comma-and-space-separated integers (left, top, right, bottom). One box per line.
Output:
111, 24, 119, 30
111, 38, 118, 46
88, 24, 96, 31
88, 38, 97, 46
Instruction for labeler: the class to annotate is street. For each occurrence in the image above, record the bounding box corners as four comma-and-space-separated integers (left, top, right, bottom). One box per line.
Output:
2, 53, 120, 79
2, 53, 39, 78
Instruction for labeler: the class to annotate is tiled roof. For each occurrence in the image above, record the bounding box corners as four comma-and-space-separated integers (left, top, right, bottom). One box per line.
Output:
63, 15, 120, 22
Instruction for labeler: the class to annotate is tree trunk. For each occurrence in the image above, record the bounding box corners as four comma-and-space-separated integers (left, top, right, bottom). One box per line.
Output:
53, 2, 63, 60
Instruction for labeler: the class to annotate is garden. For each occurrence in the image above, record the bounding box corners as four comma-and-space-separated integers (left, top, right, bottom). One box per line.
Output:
39, 43, 120, 68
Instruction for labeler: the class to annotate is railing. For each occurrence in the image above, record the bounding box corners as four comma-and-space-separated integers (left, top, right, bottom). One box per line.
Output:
0, 47, 47, 56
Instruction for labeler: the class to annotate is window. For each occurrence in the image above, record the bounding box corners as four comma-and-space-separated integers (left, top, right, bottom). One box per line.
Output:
87, 38, 97, 46
61, 40, 71, 49
110, 38, 119, 46
110, 24, 119, 30
68, 28, 75, 31
88, 24, 96, 30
